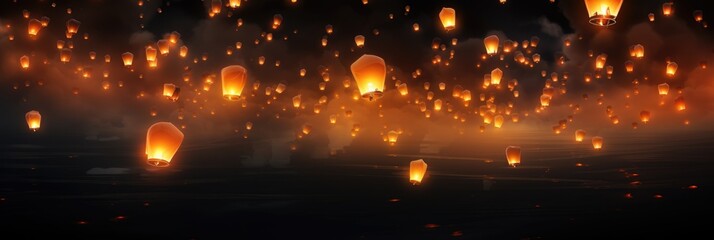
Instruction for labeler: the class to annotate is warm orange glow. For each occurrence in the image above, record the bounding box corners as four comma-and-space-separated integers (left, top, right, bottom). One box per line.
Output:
66, 19, 81, 36
157, 39, 170, 55
575, 129, 586, 142
595, 54, 607, 69
439, 7, 456, 31
505, 146, 521, 167
350, 54, 386, 101
354, 35, 365, 47
221, 65, 248, 100
387, 130, 398, 146
640, 110, 651, 123
491, 68, 503, 85
409, 159, 427, 184
675, 96, 686, 111
229, 0, 241, 8
145, 122, 184, 167
28, 19, 42, 36
658, 83, 669, 96
584, 0, 624, 26
25, 110, 41, 131
163, 83, 180, 101
121, 52, 133, 66
484, 35, 499, 55
493, 115, 504, 128
20, 55, 29, 69
662, 2, 673, 16
398, 83, 408, 96
145, 46, 157, 62
540, 94, 551, 107
666, 62, 678, 77
633, 44, 644, 58
592, 136, 603, 150
292, 94, 301, 108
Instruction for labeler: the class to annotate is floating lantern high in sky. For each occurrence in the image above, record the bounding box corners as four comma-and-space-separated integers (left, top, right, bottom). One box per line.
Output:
658, 83, 670, 96
584, 0, 624, 26
592, 136, 604, 150
25, 110, 41, 132
484, 35, 499, 55
163, 84, 180, 101
28, 18, 42, 36
20, 55, 29, 69
66, 19, 80, 37
354, 35, 365, 47
409, 159, 427, 185
387, 130, 398, 146
221, 65, 248, 100
575, 129, 586, 142
666, 61, 678, 77
145, 122, 184, 167
439, 7, 456, 31
505, 146, 521, 167
350, 54, 386, 101
121, 52, 134, 66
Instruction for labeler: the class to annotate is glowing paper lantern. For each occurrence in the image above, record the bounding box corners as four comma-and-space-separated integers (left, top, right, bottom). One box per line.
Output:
157, 40, 170, 55
59, 48, 72, 63
595, 54, 607, 69
409, 159, 427, 185
292, 94, 301, 108
633, 44, 644, 58
272, 14, 283, 29
229, 0, 241, 8
66, 19, 81, 36
575, 129, 586, 142
350, 54, 386, 101
387, 130, 398, 146
484, 35, 499, 55
179, 46, 188, 57
694, 10, 703, 22
592, 136, 603, 150
505, 146, 521, 167
121, 52, 134, 66
662, 2, 673, 16
675, 96, 686, 111
439, 7, 456, 31
640, 111, 651, 123
494, 115, 504, 128
221, 65, 248, 100
211, 0, 222, 14
657, 83, 669, 96
666, 62, 678, 77
354, 35, 365, 47
540, 94, 552, 107
145, 46, 157, 62
28, 19, 42, 36
584, 0, 624, 26
145, 122, 184, 167
625, 60, 634, 73
398, 83, 408, 96
20, 55, 29, 69
25, 110, 41, 131
490, 68, 503, 85
163, 83, 180, 101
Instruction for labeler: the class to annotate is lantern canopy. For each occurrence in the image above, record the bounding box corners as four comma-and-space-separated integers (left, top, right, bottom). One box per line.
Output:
409, 159, 428, 185
584, 0, 624, 26
221, 65, 248, 100
350, 54, 386, 101
145, 122, 184, 167
25, 110, 41, 131
505, 146, 521, 167
439, 7, 456, 31
484, 35, 499, 55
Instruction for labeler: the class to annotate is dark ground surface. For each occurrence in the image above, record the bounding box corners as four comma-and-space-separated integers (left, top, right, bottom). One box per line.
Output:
1, 130, 713, 239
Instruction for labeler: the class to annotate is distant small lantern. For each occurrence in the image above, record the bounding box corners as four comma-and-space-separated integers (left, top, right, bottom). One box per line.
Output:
592, 136, 603, 150
505, 146, 521, 167
484, 35, 499, 55
221, 65, 248, 100
409, 159, 428, 185
25, 110, 41, 132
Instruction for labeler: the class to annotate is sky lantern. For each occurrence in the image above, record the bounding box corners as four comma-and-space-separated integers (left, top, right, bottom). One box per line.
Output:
157, 40, 170, 55
163, 83, 180, 101
145, 122, 184, 167
354, 35, 365, 47
59, 48, 72, 63
145, 46, 157, 62
640, 111, 651, 123
229, 0, 241, 8
350, 54, 386, 101
275, 83, 287, 94
434, 99, 443, 111
387, 130, 398, 146
28, 19, 42, 36
540, 94, 551, 107
666, 61, 678, 77
505, 146, 521, 167
491, 68, 503, 85
575, 129, 586, 142
595, 54, 607, 69
302, 124, 312, 135
211, 0, 222, 15
409, 159, 427, 185
25, 110, 41, 132
532, 53, 541, 63
592, 137, 603, 150
494, 115, 504, 128
662, 2, 673, 16
693, 10, 703, 22
658, 83, 669, 95
292, 94, 301, 108
439, 7, 456, 31
675, 96, 686, 111
179, 46, 188, 57
648, 13, 655, 21
633, 44, 644, 58
625, 61, 634, 72
20, 55, 30, 69
121, 52, 134, 66
584, 0, 624, 26
484, 35, 499, 55
272, 14, 283, 29
398, 83, 408, 96
221, 65, 247, 100
66, 19, 80, 36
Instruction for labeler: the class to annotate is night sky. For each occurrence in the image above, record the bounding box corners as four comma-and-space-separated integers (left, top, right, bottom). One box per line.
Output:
1, 0, 714, 239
